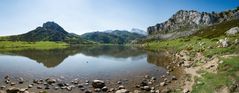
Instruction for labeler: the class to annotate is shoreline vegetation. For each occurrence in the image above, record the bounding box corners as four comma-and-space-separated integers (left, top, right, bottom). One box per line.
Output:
0, 41, 69, 51
141, 29, 239, 92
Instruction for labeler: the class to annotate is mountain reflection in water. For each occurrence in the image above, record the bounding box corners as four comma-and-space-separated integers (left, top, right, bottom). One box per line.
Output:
0, 45, 145, 68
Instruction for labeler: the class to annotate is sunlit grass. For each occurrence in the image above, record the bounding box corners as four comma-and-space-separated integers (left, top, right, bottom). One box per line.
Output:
0, 41, 69, 51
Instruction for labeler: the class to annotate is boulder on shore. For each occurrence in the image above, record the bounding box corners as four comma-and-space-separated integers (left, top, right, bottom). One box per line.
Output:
226, 27, 239, 36
217, 38, 229, 47
92, 80, 105, 88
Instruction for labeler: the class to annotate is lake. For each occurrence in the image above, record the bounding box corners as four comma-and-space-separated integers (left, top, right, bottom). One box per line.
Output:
0, 45, 182, 92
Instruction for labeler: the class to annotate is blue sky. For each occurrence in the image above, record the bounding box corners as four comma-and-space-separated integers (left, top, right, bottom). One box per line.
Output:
0, 0, 238, 36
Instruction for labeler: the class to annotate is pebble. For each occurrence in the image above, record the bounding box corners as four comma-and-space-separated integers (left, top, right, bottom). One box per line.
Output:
140, 81, 148, 86
37, 86, 43, 89
28, 84, 33, 88
5, 80, 10, 84
94, 88, 101, 92
4, 76, 9, 80
78, 84, 84, 88
134, 90, 141, 93
118, 85, 125, 89
144, 75, 149, 79
151, 77, 156, 80
54, 87, 59, 90
0, 86, 6, 90
183, 88, 190, 93
109, 88, 115, 92
143, 86, 151, 91
160, 82, 166, 86
117, 81, 122, 84
18, 77, 24, 84
10, 82, 16, 86
92, 80, 105, 88
172, 76, 177, 80
80, 87, 85, 91
66, 86, 72, 91
148, 81, 153, 85
116, 89, 130, 93
85, 90, 93, 93
102, 86, 108, 91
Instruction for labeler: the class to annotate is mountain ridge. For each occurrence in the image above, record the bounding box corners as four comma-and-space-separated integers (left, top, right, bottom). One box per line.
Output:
81, 30, 146, 44
1, 21, 91, 44
147, 7, 239, 40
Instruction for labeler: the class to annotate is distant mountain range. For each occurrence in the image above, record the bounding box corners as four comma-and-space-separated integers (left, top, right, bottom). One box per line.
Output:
104, 28, 147, 35
1, 22, 91, 44
81, 29, 146, 44
0, 22, 146, 44
146, 6, 239, 40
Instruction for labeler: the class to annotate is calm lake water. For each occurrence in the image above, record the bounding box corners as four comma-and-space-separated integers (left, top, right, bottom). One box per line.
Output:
0, 45, 181, 92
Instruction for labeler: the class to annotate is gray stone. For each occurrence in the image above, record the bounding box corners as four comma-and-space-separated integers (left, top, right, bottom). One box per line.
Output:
18, 77, 24, 84
78, 84, 84, 88
92, 80, 105, 88
94, 88, 101, 92
118, 85, 125, 89
102, 86, 108, 91
6, 87, 20, 93
37, 86, 43, 89
226, 27, 239, 36
45, 78, 56, 84
85, 90, 92, 93
143, 86, 151, 91
115, 89, 130, 93
0, 86, 6, 90
134, 90, 141, 93
10, 82, 16, 86
235, 39, 239, 45
28, 84, 33, 88
172, 76, 177, 80
183, 88, 190, 93
160, 82, 166, 86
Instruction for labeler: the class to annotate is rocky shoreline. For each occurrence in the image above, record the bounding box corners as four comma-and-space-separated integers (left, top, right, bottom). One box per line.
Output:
0, 73, 180, 93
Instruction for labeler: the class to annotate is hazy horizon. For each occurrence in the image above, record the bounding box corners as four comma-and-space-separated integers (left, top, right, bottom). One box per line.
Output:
0, 0, 238, 36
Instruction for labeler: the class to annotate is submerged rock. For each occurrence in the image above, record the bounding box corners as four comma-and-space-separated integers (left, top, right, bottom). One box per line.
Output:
6, 87, 20, 93
92, 80, 105, 88
46, 78, 56, 84
18, 77, 24, 84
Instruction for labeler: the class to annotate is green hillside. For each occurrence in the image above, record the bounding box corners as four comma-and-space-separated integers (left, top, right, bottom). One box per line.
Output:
81, 30, 146, 44
0, 22, 91, 44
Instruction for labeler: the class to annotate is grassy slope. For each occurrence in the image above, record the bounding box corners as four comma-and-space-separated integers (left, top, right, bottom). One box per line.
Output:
144, 19, 239, 57
192, 57, 239, 93
0, 41, 68, 51
143, 19, 239, 92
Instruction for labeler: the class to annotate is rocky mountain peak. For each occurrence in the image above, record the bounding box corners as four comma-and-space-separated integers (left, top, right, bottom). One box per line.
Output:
148, 7, 239, 36
42, 21, 68, 34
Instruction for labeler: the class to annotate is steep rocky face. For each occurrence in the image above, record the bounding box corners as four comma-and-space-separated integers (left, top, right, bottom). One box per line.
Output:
148, 7, 239, 36
42, 22, 68, 34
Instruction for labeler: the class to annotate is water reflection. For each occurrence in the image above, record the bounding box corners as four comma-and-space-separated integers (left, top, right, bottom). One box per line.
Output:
0, 45, 145, 68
